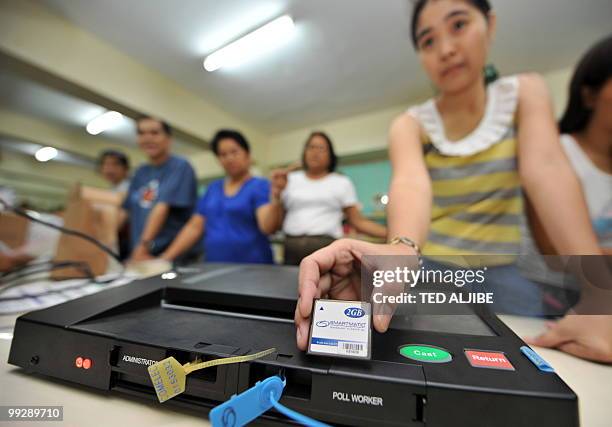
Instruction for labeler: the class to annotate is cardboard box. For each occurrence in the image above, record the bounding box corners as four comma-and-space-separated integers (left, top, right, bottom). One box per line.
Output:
0, 212, 29, 249
52, 185, 121, 279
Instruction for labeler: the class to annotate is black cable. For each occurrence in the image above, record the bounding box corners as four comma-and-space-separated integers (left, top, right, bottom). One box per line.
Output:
0, 262, 93, 286
0, 259, 123, 299
0, 259, 92, 280
0, 198, 122, 263
0, 262, 99, 302
0, 259, 57, 279
1, 197, 126, 291
0, 261, 95, 296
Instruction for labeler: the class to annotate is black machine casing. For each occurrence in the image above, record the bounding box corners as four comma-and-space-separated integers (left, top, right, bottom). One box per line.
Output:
9, 264, 579, 426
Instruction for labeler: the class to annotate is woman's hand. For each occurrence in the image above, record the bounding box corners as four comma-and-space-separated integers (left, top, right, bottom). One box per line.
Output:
526, 315, 612, 363
270, 169, 289, 201
295, 239, 417, 350
527, 261, 612, 364
270, 163, 302, 201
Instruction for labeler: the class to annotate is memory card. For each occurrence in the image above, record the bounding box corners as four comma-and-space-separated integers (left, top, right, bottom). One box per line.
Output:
307, 299, 371, 360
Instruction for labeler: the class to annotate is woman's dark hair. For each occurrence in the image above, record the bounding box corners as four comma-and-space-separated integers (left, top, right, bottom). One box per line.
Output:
410, 0, 491, 49
210, 129, 251, 155
302, 131, 338, 172
98, 150, 130, 170
559, 35, 612, 134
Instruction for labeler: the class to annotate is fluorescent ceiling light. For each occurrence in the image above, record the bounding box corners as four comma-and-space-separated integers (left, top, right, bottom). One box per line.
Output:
204, 15, 295, 72
86, 111, 124, 135
35, 146, 58, 162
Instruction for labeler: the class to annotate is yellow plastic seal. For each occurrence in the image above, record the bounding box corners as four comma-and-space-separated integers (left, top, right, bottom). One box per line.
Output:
148, 356, 186, 403
148, 348, 276, 403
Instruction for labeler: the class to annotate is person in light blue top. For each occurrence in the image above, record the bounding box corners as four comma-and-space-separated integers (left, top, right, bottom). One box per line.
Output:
121, 116, 197, 261
160, 129, 275, 264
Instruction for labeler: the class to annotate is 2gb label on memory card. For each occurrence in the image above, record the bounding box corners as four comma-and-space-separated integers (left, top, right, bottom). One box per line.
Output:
307, 299, 371, 360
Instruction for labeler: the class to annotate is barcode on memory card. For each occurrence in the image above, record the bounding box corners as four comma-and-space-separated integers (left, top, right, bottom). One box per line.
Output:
340, 342, 365, 355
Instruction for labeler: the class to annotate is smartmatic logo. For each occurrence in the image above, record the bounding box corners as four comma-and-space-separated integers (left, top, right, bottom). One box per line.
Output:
121, 355, 157, 366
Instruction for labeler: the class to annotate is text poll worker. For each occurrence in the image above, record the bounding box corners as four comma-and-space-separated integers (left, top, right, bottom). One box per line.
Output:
159, 130, 274, 264
294, 0, 611, 362
98, 149, 131, 194
260, 131, 387, 265
120, 116, 197, 261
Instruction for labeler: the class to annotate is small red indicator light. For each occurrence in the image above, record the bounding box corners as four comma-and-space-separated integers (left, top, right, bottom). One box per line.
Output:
75, 357, 83, 368
82, 358, 92, 370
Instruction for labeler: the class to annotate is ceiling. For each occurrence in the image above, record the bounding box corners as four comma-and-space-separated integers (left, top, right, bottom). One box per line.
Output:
0, 68, 136, 145
0, 138, 94, 168
0, 68, 199, 156
36, 0, 612, 134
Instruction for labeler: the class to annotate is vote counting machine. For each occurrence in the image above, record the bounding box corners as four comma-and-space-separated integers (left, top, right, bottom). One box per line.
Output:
8, 263, 578, 426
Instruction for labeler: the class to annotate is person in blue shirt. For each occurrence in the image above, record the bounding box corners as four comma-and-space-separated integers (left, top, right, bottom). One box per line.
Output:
160, 129, 275, 264
120, 116, 197, 261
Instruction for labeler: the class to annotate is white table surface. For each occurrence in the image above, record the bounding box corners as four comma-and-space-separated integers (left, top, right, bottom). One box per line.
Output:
1, 314, 610, 427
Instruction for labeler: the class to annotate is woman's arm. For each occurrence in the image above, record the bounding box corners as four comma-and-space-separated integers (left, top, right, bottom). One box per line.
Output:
159, 214, 205, 261
386, 113, 433, 246
257, 199, 285, 235
344, 206, 387, 238
294, 114, 431, 349
518, 74, 612, 363
517, 73, 601, 255
257, 168, 290, 235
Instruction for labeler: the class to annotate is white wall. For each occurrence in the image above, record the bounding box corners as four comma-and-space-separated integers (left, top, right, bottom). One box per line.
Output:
263, 67, 573, 168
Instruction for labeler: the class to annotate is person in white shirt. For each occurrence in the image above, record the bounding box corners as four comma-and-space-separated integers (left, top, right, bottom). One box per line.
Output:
521, 35, 612, 362
260, 131, 386, 265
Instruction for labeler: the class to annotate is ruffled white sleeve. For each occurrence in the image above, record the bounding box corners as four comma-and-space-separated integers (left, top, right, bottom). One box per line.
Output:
407, 76, 520, 157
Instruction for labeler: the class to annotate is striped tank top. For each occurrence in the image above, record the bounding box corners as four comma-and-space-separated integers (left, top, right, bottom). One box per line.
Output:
407, 76, 523, 265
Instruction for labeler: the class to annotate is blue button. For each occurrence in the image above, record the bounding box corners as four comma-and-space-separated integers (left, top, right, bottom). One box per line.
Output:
520, 346, 555, 373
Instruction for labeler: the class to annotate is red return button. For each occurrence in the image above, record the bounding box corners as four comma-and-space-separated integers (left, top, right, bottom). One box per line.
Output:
464, 350, 515, 371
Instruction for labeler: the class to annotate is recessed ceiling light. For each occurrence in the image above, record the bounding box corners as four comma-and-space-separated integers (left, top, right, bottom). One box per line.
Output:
86, 111, 124, 135
35, 146, 58, 162
204, 15, 295, 72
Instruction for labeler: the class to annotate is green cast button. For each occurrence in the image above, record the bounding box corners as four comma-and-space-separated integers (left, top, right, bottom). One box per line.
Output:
399, 344, 453, 363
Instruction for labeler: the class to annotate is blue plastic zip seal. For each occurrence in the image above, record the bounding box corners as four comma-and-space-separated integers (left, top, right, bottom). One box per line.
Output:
210, 376, 330, 427
520, 346, 555, 373
210, 376, 284, 426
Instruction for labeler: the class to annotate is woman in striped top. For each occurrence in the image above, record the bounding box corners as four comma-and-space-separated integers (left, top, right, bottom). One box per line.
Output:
295, 0, 610, 362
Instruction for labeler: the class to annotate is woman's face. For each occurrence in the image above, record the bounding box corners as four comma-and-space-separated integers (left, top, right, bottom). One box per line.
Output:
588, 79, 612, 133
216, 138, 250, 177
415, 0, 495, 94
304, 135, 331, 172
